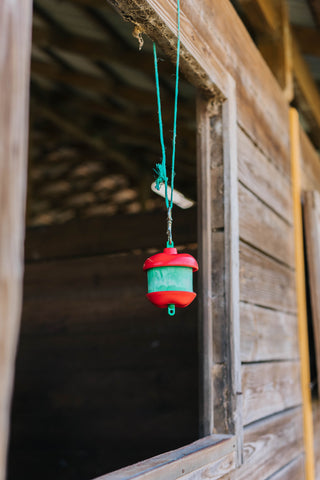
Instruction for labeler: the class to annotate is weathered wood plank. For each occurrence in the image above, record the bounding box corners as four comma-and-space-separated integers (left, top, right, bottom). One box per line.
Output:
240, 302, 299, 362
94, 436, 235, 480
241, 362, 301, 426
239, 182, 295, 267
313, 400, 320, 480
111, 0, 290, 176
239, 242, 296, 313
197, 95, 214, 436
25, 208, 197, 262
299, 126, 320, 192
222, 77, 242, 464
237, 128, 293, 225
178, 451, 235, 480
290, 108, 315, 480
303, 191, 320, 398
267, 456, 305, 480
219, 408, 304, 480
0, 2, 32, 480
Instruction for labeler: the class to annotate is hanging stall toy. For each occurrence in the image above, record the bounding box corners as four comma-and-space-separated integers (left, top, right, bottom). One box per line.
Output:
143, 0, 198, 316
143, 247, 198, 316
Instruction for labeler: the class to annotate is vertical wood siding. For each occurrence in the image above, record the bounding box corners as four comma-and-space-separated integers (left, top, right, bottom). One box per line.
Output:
0, 2, 32, 480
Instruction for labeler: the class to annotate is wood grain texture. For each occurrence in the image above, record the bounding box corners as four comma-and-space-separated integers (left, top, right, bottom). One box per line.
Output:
240, 302, 299, 362
0, 2, 32, 480
290, 108, 315, 480
111, 0, 290, 176
267, 456, 305, 480
239, 182, 295, 267
222, 77, 242, 464
303, 191, 320, 398
94, 436, 235, 480
197, 95, 214, 436
237, 128, 293, 225
178, 451, 235, 480
241, 362, 301, 426
239, 242, 296, 313
219, 408, 304, 480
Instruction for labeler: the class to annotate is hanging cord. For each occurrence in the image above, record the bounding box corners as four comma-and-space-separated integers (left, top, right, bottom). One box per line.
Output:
153, 0, 181, 247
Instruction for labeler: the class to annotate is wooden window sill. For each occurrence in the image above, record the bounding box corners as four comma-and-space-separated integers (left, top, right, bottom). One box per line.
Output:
94, 435, 236, 480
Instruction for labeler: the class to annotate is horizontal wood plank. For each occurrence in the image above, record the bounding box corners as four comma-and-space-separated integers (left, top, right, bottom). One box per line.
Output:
237, 128, 293, 224
228, 408, 303, 479
25, 208, 197, 261
239, 182, 294, 267
178, 451, 235, 480
240, 302, 299, 362
94, 436, 235, 480
240, 242, 296, 313
241, 362, 301, 425
267, 455, 305, 480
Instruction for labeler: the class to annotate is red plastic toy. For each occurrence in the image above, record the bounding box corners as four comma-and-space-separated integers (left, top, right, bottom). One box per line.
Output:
143, 247, 198, 316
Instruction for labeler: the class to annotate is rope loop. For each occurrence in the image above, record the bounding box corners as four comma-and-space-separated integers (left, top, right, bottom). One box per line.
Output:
153, 0, 181, 243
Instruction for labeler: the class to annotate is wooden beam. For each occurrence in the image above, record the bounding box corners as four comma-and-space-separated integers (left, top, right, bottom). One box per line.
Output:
237, 0, 279, 34
238, 0, 293, 101
292, 35, 320, 149
293, 26, 320, 57
0, 2, 32, 480
290, 108, 315, 480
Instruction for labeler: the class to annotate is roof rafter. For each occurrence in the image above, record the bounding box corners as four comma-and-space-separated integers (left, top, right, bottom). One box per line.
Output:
293, 26, 320, 57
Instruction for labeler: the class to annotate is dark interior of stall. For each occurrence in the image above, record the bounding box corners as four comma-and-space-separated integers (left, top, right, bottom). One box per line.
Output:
7, 1, 198, 479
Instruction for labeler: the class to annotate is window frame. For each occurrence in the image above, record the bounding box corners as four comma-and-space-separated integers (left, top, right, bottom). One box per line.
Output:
92, 0, 243, 478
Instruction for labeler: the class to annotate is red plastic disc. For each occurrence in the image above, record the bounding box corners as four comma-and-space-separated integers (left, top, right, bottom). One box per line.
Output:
146, 291, 196, 308
143, 247, 198, 272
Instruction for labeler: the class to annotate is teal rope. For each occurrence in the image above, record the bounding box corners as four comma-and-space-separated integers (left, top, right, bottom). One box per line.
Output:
170, 0, 181, 209
153, 42, 169, 208
153, 0, 181, 213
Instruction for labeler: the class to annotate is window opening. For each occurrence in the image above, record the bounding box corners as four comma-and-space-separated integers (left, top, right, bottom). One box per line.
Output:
8, 1, 198, 479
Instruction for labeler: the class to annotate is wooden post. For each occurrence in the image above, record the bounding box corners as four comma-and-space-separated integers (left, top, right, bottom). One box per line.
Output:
0, 2, 32, 479
290, 107, 315, 480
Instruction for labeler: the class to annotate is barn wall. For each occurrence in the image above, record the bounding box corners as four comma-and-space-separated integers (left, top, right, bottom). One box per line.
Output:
163, 0, 305, 477
8, 213, 199, 480
8, 0, 320, 479
300, 128, 320, 480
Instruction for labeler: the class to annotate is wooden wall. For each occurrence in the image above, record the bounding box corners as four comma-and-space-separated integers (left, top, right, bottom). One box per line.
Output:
7, 0, 320, 479
8, 212, 199, 480
300, 128, 320, 480
0, 2, 32, 480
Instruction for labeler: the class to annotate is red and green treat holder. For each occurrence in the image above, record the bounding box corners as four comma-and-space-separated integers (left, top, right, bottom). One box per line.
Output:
143, 247, 199, 316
